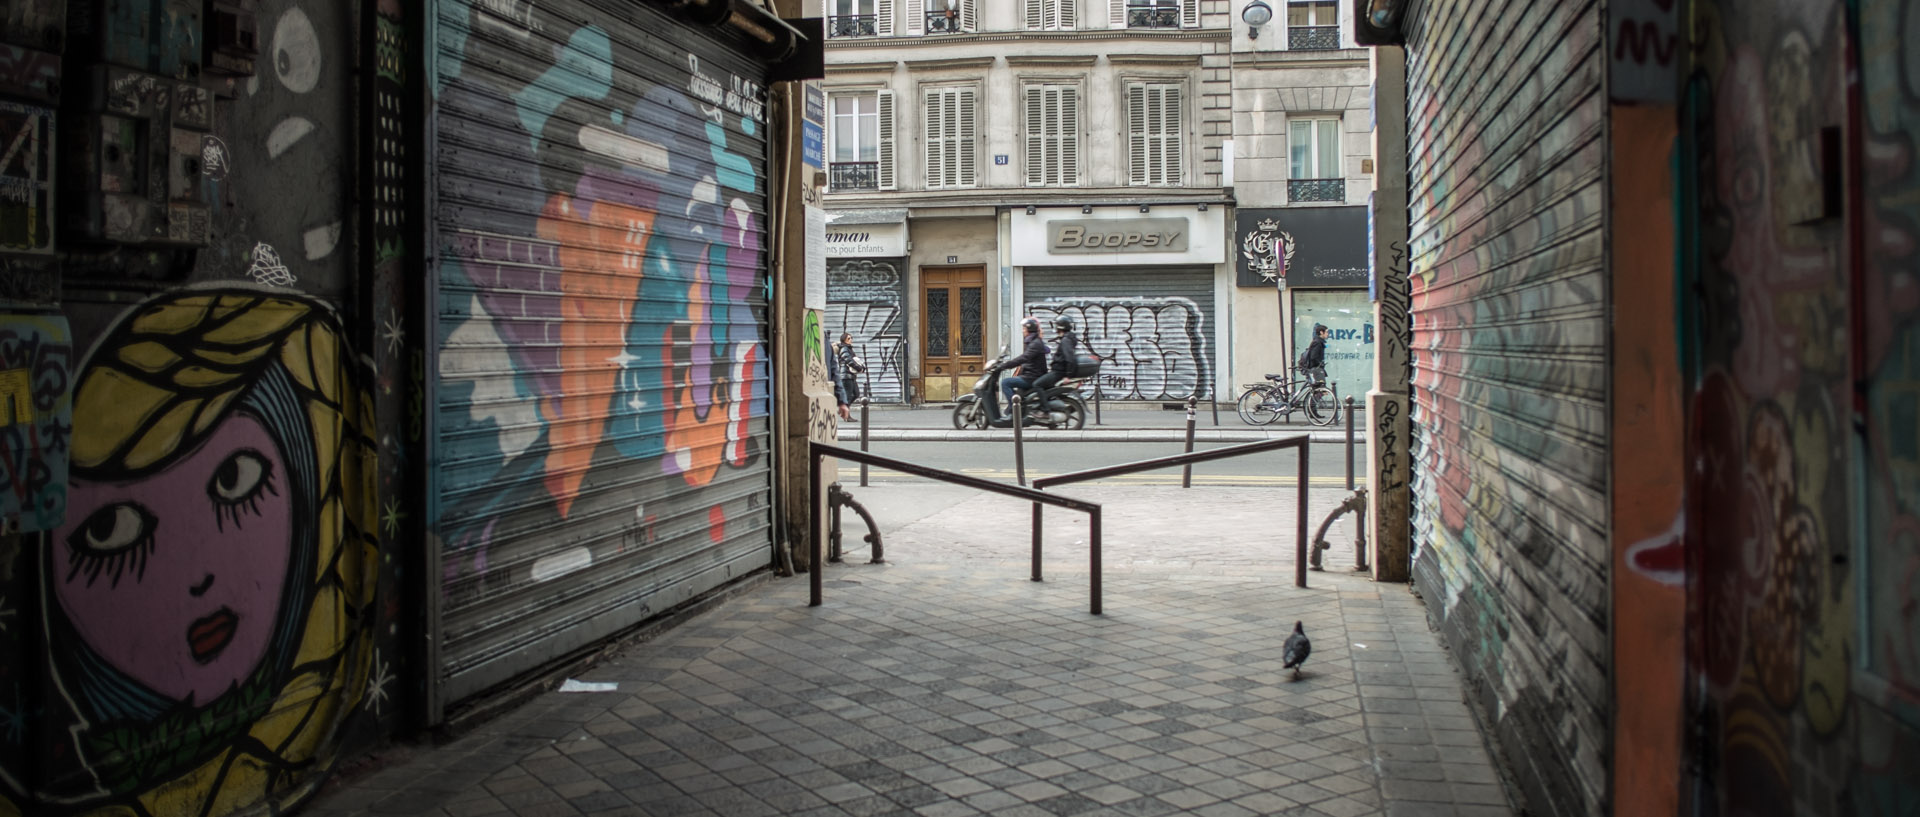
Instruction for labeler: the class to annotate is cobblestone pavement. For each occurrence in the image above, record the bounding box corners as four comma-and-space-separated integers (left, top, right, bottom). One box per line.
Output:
302, 485, 1519, 817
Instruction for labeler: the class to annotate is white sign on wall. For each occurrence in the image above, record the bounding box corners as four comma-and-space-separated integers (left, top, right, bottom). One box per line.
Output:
823, 221, 907, 257
1010, 206, 1226, 266
805, 205, 827, 309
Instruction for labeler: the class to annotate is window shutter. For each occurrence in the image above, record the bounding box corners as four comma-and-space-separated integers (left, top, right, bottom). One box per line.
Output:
877, 90, 896, 190
877, 0, 895, 35
1025, 89, 1045, 186
960, 0, 976, 30
1109, 0, 1126, 28
1060, 87, 1078, 184
1025, 0, 1043, 28
1180, 0, 1197, 27
1163, 85, 1182, 183
925, 89, 946, 187
907, 0, 924, 34
956, 88, 976, 186
1127, 84, 1147, 185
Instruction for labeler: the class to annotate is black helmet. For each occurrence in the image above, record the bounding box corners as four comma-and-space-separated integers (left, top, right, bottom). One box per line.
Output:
1053, 316, 1074, 332
1022, 317, 1040, 334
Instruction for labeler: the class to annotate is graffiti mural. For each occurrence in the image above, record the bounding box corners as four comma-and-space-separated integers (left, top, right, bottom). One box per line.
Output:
1026, 297, 1207, 401
430, 0, 771, 699
825, 258, 907, 403
1677, 0, 1920, 812
0, 314, 71, 532
0, 291, 378, 817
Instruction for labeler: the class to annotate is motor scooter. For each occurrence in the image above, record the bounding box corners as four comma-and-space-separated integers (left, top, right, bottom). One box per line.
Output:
951, 348, 1089, 430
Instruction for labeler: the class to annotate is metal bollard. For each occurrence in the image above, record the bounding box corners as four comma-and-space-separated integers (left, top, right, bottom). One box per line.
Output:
1209, 386, 1221, 426
1182, 396, 1198, 488
1345, 396, 1356, 491
1093, 379, 1103, 425
1013, 394, 1027, 487
859, 399, 871, 487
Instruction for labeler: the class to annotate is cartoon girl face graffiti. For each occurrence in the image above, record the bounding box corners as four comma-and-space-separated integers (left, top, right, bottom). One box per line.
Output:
54, 411, 293, 704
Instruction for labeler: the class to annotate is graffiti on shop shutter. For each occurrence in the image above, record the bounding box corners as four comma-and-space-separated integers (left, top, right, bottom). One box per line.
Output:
826, 259, 907, 402
1026, 297, 1207, 401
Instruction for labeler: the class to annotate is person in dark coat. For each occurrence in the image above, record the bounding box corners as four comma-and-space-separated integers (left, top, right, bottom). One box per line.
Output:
835, 333, 865, 404
999, 317, 1049, 419
1025, 317, 1079, 417
1301, 323, 1329, 384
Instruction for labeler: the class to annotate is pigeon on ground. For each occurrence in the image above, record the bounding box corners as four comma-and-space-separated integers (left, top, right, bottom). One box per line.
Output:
1282, 621, 1311, 680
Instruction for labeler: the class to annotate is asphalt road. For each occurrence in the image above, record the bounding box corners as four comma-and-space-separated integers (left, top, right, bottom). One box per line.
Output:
833, 438, 1367, 487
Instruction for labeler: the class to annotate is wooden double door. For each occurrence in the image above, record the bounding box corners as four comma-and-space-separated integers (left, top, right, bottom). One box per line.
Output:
919, 265, 985, 402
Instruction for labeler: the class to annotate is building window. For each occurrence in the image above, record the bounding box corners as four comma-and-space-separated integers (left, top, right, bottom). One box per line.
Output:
925, 87, 977, 189
1025, 0, 1069, 30
1127, 83, 1182, 186
912, 0, 973, 33
829, 0, 882, 36
1111, 0, 1192, 27
1287, 0, 1339, 49
1288, 116, 1343, 202
1025, 86, 1079, 187
831, 91, 895, 191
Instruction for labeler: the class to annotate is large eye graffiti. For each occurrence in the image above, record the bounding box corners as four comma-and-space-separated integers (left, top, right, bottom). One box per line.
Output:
65, 503, 160, 589
209, 449, 278, 531
273, 7, 321, 94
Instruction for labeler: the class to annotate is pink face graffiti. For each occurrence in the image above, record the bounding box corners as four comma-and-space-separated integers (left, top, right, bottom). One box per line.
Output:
53, 413, 293, 705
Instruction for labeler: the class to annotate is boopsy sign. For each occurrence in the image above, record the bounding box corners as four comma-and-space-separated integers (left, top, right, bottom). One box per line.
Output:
1047, 219, 1189, 253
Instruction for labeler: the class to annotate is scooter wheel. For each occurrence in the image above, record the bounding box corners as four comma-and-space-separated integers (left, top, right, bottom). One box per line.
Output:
952, 401, 986, 430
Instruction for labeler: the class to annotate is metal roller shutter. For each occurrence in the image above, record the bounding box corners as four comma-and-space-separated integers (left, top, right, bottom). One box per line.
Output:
430, 0, 773, 705
1023, 266, 1215, 401
1401, 0, 1608, 811
826, 257, 910, 404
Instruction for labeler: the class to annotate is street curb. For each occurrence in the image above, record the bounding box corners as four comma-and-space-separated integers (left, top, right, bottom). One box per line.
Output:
835, 428, 1353, 444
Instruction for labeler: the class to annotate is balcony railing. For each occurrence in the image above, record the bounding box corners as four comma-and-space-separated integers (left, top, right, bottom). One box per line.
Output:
1127, 5, 1180, 27
1289, 178, 1345, 203
924, 10, 963, 32
1288, 24, 1339, 49
830, 162, 880, 191
829, 14, 878, 37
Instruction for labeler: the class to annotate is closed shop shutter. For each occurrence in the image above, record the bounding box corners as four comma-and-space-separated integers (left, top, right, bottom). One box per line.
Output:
1023, 266, 1215, 401
827, 257, 910, 403
1400, 0, 1608, 812
431, 1, 773, 706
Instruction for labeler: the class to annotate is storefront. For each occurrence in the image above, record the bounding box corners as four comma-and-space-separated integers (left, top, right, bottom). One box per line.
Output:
1011, 206, 1229, 402
1236, 206, 1372, 399
823, 211, 909, 403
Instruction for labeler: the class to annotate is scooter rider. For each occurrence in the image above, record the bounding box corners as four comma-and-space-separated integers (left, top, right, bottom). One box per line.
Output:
999, 317, 1049, 420
1025, 317, 1079, 418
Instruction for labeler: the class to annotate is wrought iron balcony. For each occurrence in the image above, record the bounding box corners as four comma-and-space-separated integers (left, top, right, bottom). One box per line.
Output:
1127, 5, 1180, 27
1288, 24, 1340, 49
830, 162, 880, 191
829, 14, 878, 37
924, 10, 963, 32
1289, 178, 1345, 203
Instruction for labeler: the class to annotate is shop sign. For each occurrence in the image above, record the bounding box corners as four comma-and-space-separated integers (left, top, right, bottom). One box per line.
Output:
823, 221, 907, 257
1046, 219, 1188, 254
1235, 206, 1368, 288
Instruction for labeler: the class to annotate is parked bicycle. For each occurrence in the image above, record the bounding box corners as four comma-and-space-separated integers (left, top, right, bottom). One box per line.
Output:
1236, 370, 1342, 426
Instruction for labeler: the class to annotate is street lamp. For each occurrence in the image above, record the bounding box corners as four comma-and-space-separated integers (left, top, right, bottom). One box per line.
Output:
1241, 0, 1271, 39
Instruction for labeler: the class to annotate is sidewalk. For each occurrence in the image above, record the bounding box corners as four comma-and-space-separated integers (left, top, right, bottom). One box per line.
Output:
302, 483, 1519, 817
836, 402, 1361, 444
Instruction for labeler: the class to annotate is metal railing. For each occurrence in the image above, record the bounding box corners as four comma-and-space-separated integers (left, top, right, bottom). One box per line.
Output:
1127, 5, 1180, 27
1289, 178, 1345, 203
808, 441, 1104, 610
1288, 24, 1339, 49
829, 162, 879, 191
1032, 434, 1315, 589
828, 14, 879, 36
924, 10, 964, 32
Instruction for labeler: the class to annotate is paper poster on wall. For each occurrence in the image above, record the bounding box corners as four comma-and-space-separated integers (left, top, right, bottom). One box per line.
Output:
805, 205, 827, 310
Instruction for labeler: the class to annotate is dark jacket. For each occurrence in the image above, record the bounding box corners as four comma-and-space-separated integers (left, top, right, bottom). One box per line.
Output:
1303, 334, 1327, 370
826, 344, 850, 405
1010, 333, 1049, 378
1049, 331, 1080, 374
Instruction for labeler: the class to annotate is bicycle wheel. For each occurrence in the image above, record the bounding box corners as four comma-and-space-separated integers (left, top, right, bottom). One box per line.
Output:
1305, 386, 1341, 426
1237, 386, 1280, 425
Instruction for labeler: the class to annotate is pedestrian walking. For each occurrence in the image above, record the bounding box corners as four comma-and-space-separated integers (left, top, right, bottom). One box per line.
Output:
1300, 323, 1329, 385
835, 333, 865, 404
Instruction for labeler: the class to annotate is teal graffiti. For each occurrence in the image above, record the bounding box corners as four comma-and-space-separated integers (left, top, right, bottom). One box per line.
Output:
706, 121, 757, 195
434, 0, 475, 95
514, 26, 613, 151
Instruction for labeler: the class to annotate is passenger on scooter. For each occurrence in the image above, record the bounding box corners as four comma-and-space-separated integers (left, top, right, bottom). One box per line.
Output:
999, 317, 1049, 420
1025, 317, 1079, 418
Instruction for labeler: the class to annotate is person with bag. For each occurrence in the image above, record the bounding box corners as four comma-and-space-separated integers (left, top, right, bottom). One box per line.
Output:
834, 332, 865, 403
1299, 323, 1329, 385
1024, 317, 1080, 418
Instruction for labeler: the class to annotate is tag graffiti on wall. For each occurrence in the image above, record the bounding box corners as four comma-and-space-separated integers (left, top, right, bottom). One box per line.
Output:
0, 313, 71, 532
